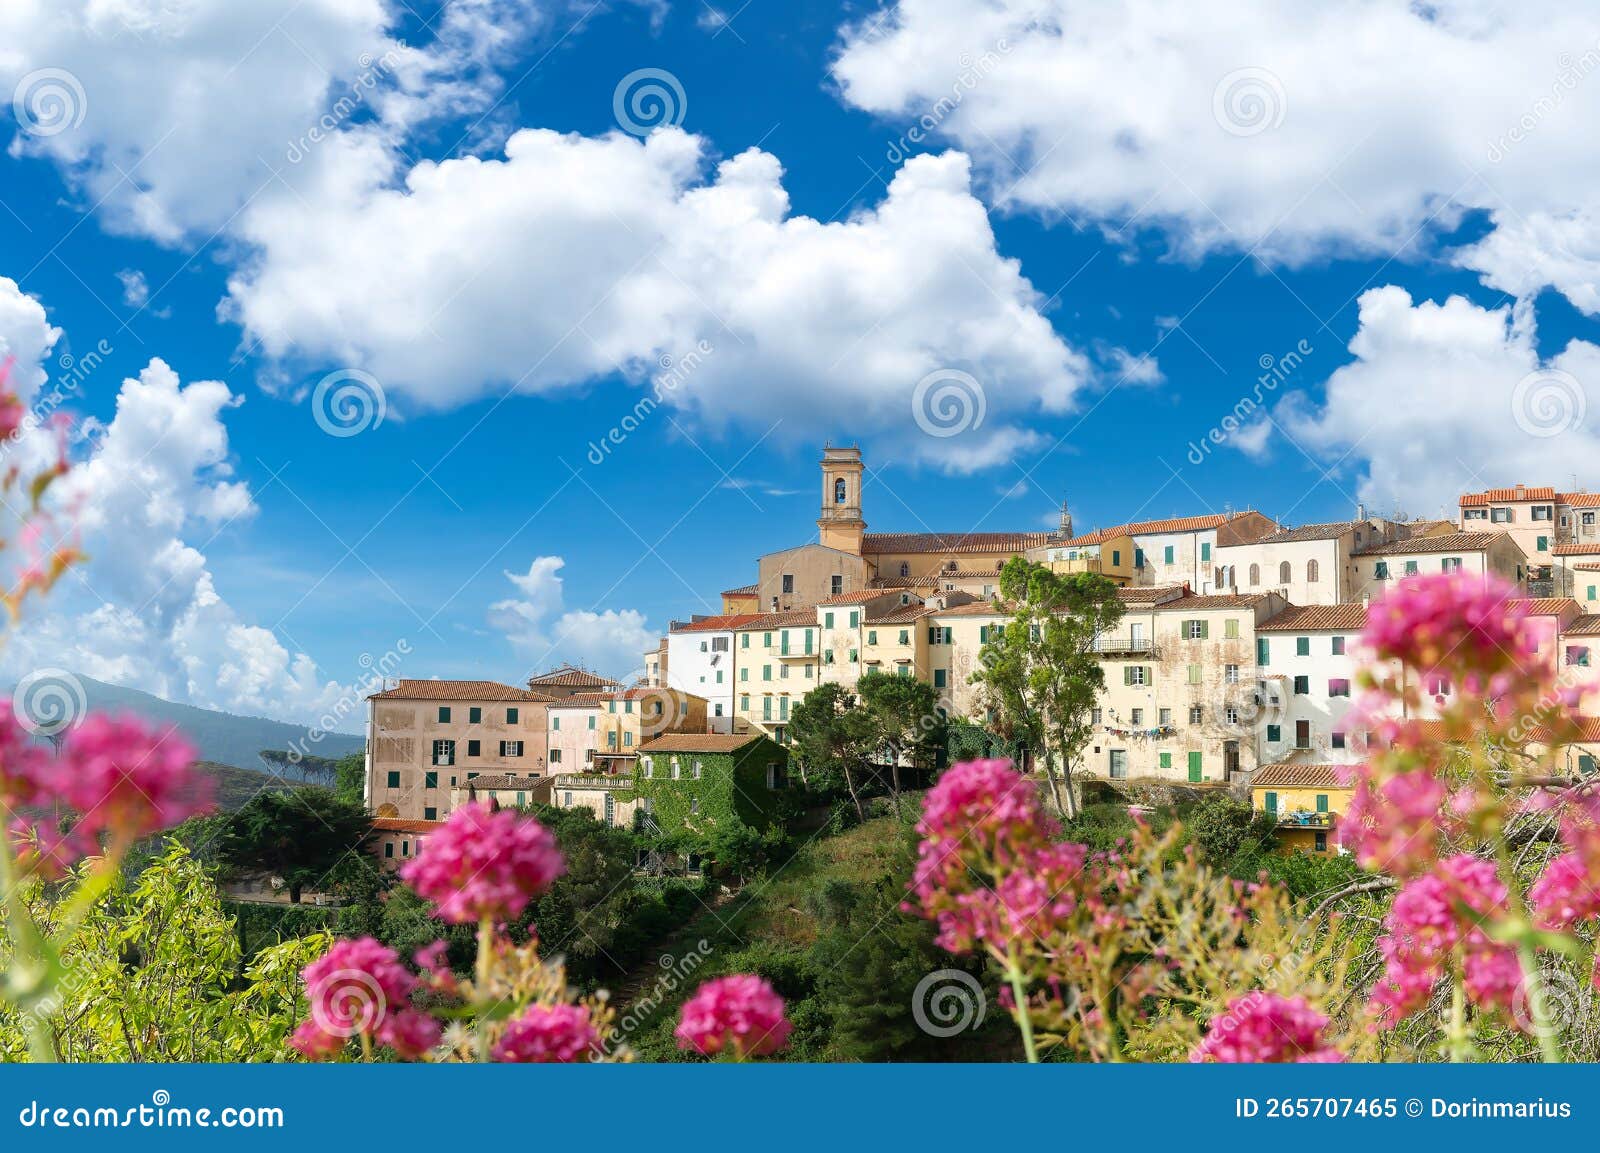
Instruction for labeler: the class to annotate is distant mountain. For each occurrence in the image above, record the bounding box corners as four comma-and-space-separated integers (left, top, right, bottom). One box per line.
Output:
20, 675, 363, 772
196, 761, 297, 811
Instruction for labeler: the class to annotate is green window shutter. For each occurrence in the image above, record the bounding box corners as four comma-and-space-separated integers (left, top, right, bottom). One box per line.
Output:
1158, 752, 1171, 769
587, 716, 595, 730
1187, 752, 1202, 782
386, 771, 400, 788
1224, 619, 1239, 639
1135, 548, 1145, 569
1112, 550, 1121, 566
850, 611, 860, 628
1264, 791, 1278, 815
506, 707, 519, 724
1187, 664, 1201, 684
1199, 620, 1209, 639
438, 707, 450, 723
867, 630, 877, 645
424, 771, 437, 788
742, 633, 749, 648
1266, 724, 1281, 742
979, 626, 988, 643
1589, 585, 1597, 601
899, 630, 909, 644
1257, 638, 1269, 665
424, 806, 438, 821
469, 706, 482, 724
763, 698, 772, 720
1316, 794, 1329, 813
825, 612, 834, 628
1164, 545, 1174, 564
553, 716, 560, 730
1296, 636, 1310, 656
1201, 543, 1211, 561
1538, 536, 1549, 551
1123, 666, 1133, 686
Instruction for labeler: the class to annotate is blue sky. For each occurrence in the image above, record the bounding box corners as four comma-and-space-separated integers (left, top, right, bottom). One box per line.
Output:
1, 1, 1598, 727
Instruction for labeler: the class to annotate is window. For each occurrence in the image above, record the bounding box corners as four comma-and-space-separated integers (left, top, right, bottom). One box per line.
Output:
1130, 708, 1144, 725
1158, 707, 1172, 725
1293, 675, 1309, 695
1532, 505, 1553, 521
933, 669, 947, 688
467, 739, 481, 757
1124, 665, 1150, 687
1306, 559, 1319, 583
831, 575, 842, 595
1263, 791, 1278, 816
552, 715, 561, 730
1164, 545, 1175, 564
1328, 679, 1351, 698
1225, 663, 1240, 684
867, 630, 877, 645
1112, 550, 1121, 566
1373, 560, 1390, 579
1405, 560, 1419, 575
1331, 731, 1346, 749
767, 761, 789, 789
1201, 542, 1212, 562
1224, 619, 1239, 640
1109, 750, 1128, 779
1248, 563, 1260, 586
693, 759, 703, 779
763, 664, 772, 681
1491, 507, 1512, 523
1135, 548, 1145, 569
1278, 561, 1291, 584
1256, 637, 1270, 665
834, 477, 847, 503
424, 771, 437, 788
506, 707, 519, 725
1224, 706, 1239, 724
1332, 635, 1346, 655
1184, 619, 1207, 639
438, 706, 451, 723
824, 612, 834, 629
1441, 557, 1463, 572
386, 771, 401, 788
1537, 535, 1549, 552
899, 562, 910, 577
1567, 646, 1592, 667
1314, 831, 1328, 853
1187, 663, 1202, 685
501, 740, 523, 757
782, 573, 794, 594
671, 757, 682, 779
469, 706, 482, 724
432, 740, 455, 766
1464, 508, 1488, 520
1091, 708, 1103, 725
1188, 705, 1203, 724
385, 843, 394, 859
1266, 724, 1281, 743
740, 695, 750, 711
1159, 752, 1172, 769
1295, 720, 1311, 749
849, 611, 860, 628
1296, 636, 1311, 656
423, 806, 437, 821
587, 715, 595, 730
549, 749, 562, 764
563, 791, 573, 807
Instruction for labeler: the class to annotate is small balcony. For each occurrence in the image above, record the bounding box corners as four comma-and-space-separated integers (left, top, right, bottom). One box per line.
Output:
1272, 811, 1336, 828
1092, 636, 1161, 657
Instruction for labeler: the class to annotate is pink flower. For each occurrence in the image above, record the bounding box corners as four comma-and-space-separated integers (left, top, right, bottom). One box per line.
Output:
290, 937, 439, 1061
1338, 768, 1447, 877
675, 975, 791, 1058
1370, 855, 1518, 1026
400, 803, 564, 924
1363, 571, 1528, 684
492, 1004, 599, 1063
1529, 852, 1600, 930
51, 713, 212, 842
913, 758, 1058, 888
928, 841, 1087, 954
1191, 993, 1343, 1063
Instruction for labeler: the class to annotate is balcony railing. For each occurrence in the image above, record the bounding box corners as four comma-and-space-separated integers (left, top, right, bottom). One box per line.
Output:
1092, 636, 1161, 656
1273, 811, 1335, 828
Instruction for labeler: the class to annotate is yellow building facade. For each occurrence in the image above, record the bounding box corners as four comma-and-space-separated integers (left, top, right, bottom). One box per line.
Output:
1250, 763, 1351, 855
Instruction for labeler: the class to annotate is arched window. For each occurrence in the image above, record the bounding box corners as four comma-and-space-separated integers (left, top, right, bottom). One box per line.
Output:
834, 477, 847, 504
899, 562, 910, 577
1248, 563, 1260, 586
1306, 559, 1320, 583
1278, 561, 1291, 585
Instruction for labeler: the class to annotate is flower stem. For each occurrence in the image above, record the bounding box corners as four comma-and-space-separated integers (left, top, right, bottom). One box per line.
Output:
474, 917, 494, 1062
1446, 972, 1469, 1063
0, 829, 58, 1062
1515, 941, 1565, 1064
1003, 954, 1038, 1064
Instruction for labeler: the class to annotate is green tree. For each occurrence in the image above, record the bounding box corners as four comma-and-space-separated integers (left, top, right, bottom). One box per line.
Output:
856, 670, 947, 793
788, 682, 876, 820
333, 751, 366, 806
217, 786, 374, 903
972, 557, 1124, 818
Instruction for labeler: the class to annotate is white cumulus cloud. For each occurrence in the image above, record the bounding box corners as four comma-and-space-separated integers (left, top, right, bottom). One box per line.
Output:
490, 556, 655, 680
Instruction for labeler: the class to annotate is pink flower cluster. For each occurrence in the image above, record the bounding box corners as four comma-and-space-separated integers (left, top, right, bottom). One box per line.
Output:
1364, 571, 1529, 688
1191, 993, 1343, 1063
290, 937, 441, 1061
3, 707, 212, 878
908, 758, 1088, 956
675, 975, 792, 1058
1370, 855, 1520, 1027
1338, 769, 1447, 877
492, 1004, 600, 1063
1530, 793, 1600, 936
399, 802, 565, 924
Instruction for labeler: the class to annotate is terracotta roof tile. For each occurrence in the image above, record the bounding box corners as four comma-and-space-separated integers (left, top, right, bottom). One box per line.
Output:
637, 732, 771, 753
372, 817, 443, 833
1565, 615, 1600, 636
735, 610, 818, 629
1507, 598, 1581, 617
931, 600, 1011, 618
860, 531, 1053, 555
818, 589, 898, 605
721, 583, 758, 596
1553, 543, 1600, 556
868, 605, 937, 624
1249, 521, 1365, 544
526, 666, 622, 689
1252, 763, 1354, 789
671, 613, 768, 633
546, 693, 608, 710
1257, 604, 1369, 632
1154, 592, 1273, 610
1353, 531, 1507, 556
1460, 487, 1557, 506
1560, 492, 1600, 508
1116, 585, 1187, 604
455, 773, 550, 792
369, 679, 553, 702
